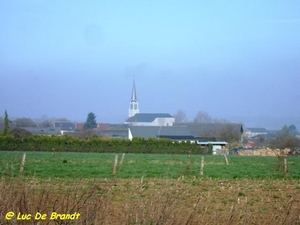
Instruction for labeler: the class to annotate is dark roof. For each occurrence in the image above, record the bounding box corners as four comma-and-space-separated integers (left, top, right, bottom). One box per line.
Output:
126, 113, 174, 123
22, 127, 61, 135
197, 141, 228, 146
198, 137, 217, 142
158, 135, 197, 140
173, 122, 244, 137
129, 126, 195, 139
107, 124, 129, 130
94, 129, 128, 138
54, 122, 76, 131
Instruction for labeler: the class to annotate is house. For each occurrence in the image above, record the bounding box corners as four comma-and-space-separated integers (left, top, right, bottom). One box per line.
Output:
21, 127, 61, 135
52, 121, 76, 134
97, 123, 110, 129
244, 127, 268, 139
128, 126, 196, 141
125, 113, 175, 126
75, 123, 84, 130
197, 141, 228, 155
94, 124, 128, 138
76, 123, 110, 131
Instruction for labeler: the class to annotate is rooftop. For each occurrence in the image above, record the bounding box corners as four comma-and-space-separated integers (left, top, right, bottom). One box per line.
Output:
126, 113, 174, 123
129, 125, 194, 139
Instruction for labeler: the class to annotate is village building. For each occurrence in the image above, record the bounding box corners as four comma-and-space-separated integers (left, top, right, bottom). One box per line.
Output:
173, 122, 244, 144
52, 121, 76, 135
22, 127, 61, 135
125, 113, 175, 126
243, 127, 268, 139
128, 125, 196, 141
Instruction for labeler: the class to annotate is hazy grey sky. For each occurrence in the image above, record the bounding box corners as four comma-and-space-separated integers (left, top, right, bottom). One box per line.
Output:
1, 0, 299, 128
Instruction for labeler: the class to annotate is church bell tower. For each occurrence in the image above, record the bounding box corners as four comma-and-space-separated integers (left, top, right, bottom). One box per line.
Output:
128, 78, 139, 118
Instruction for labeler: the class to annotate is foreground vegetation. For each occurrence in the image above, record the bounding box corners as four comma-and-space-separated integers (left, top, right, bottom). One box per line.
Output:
0, 177, 299, 224
1, 151, 299, 224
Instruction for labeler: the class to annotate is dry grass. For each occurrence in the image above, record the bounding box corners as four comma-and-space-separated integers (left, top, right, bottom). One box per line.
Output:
0, 177, 299, 224
238, 148, 291, 156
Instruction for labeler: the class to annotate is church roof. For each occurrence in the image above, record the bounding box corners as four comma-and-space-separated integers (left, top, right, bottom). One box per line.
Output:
126, 113, 174, 122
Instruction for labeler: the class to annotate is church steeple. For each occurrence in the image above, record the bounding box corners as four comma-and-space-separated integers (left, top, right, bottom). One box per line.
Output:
128, 77, 139, 118
131, 79, 137, 102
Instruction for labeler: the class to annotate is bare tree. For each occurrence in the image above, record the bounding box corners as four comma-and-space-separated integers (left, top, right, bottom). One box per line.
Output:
55, 118, 71, 122
194, 111, 212, 123
173, 110, 187, 123
9, 128, 32, 138
218, 124, 241, 147
14, 117, 37, 127
40, 120, 52, 127
269, 125, 300, 151
212, 118, 230, 123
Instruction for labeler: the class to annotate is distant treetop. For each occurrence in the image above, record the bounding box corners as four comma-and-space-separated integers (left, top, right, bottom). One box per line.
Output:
83, 112, 97, 129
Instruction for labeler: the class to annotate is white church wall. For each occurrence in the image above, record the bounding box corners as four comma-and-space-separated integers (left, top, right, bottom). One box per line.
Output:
128, 128, 133, 140
152, 118, 175, 126
126, 118, 175, 127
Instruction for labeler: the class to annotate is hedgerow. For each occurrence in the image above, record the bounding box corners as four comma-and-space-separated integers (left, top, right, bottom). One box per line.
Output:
0, 135, 209, 154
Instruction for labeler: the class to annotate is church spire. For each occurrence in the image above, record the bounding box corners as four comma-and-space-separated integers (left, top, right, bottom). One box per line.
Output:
128, 77, 139, 118
131, 79, 137, 102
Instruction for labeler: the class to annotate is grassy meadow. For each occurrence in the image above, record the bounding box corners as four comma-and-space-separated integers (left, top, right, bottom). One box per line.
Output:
1, 151, 300, 224
1, 151, 300, 179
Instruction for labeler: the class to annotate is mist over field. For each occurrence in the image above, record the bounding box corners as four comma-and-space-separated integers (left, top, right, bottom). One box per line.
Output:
1, 1, 299, 129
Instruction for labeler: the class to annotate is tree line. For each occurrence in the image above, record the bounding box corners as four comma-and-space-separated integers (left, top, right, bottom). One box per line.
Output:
0, 111, 97, 130
173, 110, 229, 123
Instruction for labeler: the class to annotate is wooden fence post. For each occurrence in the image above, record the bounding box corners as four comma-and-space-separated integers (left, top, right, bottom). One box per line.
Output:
200, 156, 204, 175
19, 152, 26, 174
120, 153, 125, 165
113, 154, 118, 175
224, 153, 229, 165
284, 157, 288, 176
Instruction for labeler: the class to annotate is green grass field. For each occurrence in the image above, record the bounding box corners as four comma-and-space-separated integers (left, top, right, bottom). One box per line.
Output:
1, 151, 300, 179
1, 151, 300, 224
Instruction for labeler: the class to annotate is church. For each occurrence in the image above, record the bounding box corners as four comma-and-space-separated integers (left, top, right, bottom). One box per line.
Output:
124, 79, 197, 141
125, 79, 175, 126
